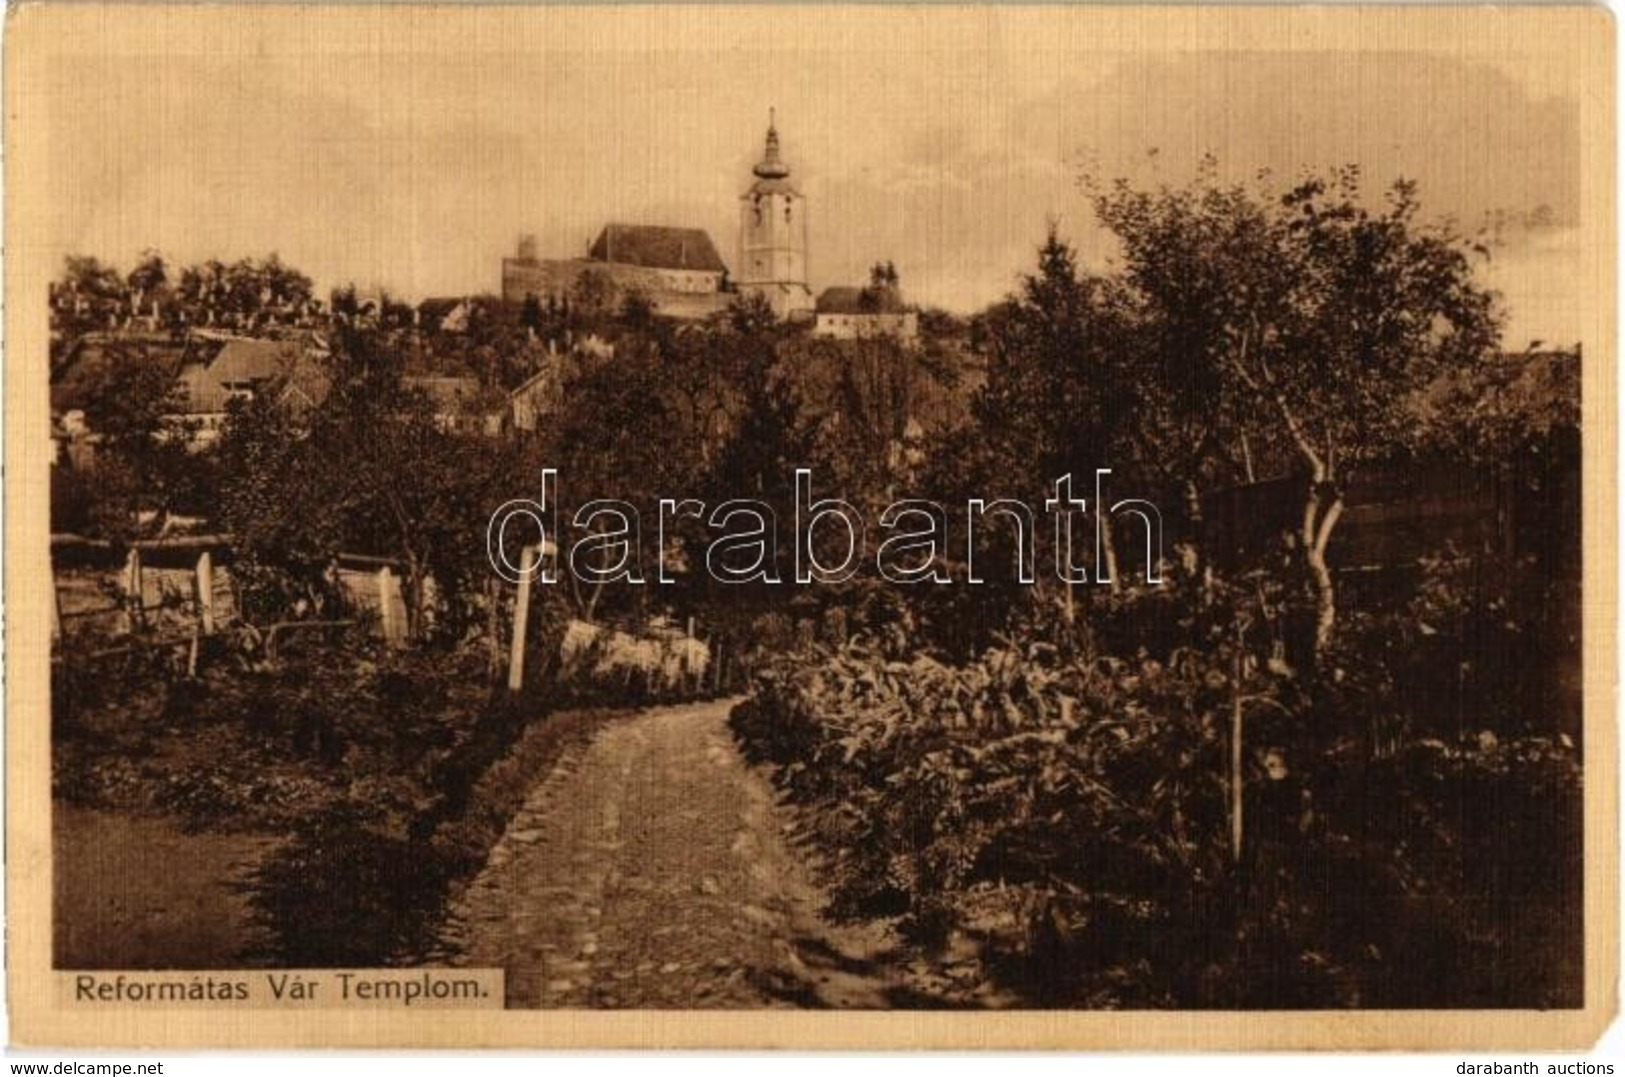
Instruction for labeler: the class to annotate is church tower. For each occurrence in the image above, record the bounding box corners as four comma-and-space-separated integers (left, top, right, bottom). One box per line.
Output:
738, 111, 812, 318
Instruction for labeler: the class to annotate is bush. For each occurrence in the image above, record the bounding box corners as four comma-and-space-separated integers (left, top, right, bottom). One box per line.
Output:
243, 806, 467, 966
731, 580, 1582, 1008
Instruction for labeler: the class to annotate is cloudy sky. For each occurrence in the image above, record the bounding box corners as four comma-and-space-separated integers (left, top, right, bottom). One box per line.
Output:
27, 7, 1598, 346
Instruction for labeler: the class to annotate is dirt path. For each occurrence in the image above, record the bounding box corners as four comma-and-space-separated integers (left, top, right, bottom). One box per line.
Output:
438, 699, 901, 1008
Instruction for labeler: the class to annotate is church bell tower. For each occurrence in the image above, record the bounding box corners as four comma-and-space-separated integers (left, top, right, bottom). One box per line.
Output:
738, 110, 812, 318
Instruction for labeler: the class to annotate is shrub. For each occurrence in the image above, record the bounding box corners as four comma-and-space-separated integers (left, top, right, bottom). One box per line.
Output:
731, 583, 1581, 1008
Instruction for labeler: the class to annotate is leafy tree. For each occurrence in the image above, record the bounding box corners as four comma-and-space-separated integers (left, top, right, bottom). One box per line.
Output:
62, 340, 213, 539
50, 256, 130, 349
660, 322, 740, 471
219, 326, 520, 638
1094, 167, 1502, 664
126, 250, 170, 320
530, 336, 693, 621
571, 268, 617, 321
519, 293, 545, 336
174, 254, 313, 330
788, 333, 933, 510
868, 260, 900, 292
618, 287, 656, 331
972, 227, 1137, 616
216, 391, 347, 618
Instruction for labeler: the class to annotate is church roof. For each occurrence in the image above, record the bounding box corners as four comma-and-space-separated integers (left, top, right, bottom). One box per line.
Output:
753, 113, 791, 181
745, 176, 800, 198
589, 224, 727, 274
746, 112, 800, 196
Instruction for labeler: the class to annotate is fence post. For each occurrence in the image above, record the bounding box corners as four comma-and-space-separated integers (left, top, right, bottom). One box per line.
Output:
485, 575, 504, 685
507, 545, 541, 693
194, 550, 216, 636
123, 547, 144, 634
685, 615, 697, 696
1230, 622, 1246, 866
377, 567, 405, 646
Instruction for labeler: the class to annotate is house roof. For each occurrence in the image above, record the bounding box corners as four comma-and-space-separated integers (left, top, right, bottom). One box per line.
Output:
589, 224, 727, 274
210, 338, 306, 386
174, 337, 327, 415
276, 361, 332, 414
815, 285, 908, 315
417, 297, 468, 321
50, 334, 201, 413
508, 366, 555, 400
403, 375, 487, 413
1418, 347, 1581, 435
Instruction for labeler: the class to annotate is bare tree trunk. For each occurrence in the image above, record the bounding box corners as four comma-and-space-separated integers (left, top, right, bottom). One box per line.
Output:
402, 552, 424, 642
1100, 514, 1122, 596
583, 576, 605, 624
1300, 478, 1345, 663
1184, 479, 1213, 610
1304, 540, 1335, 655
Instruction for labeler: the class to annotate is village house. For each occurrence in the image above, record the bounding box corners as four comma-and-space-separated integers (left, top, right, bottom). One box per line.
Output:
507, 359, 562, 435
172, 337, 330, 448
402, 375, 505, 436
415, 296, 480, 334
812, 284, 918, 341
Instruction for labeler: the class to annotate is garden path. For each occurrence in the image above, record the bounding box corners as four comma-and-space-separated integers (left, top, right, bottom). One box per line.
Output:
438, 698, 900, 1008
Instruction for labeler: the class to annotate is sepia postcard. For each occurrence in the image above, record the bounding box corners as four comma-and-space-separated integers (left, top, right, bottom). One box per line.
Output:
4, 3, 1617, 1050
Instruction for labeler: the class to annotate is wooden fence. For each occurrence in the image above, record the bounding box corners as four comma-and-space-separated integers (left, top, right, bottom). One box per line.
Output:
50, 535, 413, 660
49, 536, 716, 698
1200, 448, 1581, 584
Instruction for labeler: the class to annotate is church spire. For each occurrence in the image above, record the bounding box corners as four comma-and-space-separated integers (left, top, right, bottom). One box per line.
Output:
753, 108, 790, 180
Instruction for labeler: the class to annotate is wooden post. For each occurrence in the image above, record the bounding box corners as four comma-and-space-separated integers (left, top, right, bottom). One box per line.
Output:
685, 615, 696, 696
123, 547, 144, 634
1230, 623, 1245, 866
507, 545, 540, 693
377, 567, 404, 646
51, 579, 62, 643
194, 550, 216, 636
485, 575, 503, 685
